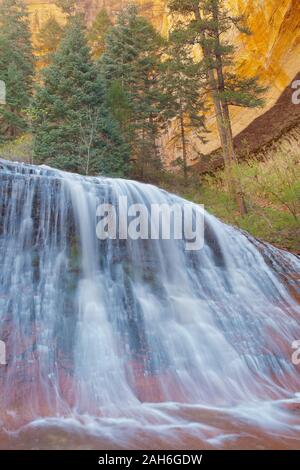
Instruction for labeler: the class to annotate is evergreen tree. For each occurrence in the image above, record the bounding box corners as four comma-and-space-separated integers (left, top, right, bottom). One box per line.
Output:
168, 0, 266, 213
55, 0, 76, 17
88, 8, 112, 59
36, 16, 63, 67
101, 6, 165, 178
106, 80, 132, 133
32, 15, 129, 176
161, 30, 207, 182
0, 0, 34, 140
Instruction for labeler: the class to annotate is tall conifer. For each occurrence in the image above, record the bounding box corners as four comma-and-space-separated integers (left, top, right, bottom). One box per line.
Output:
101, 6, 164, 178
0, 0, 34, 140
32, 16, 129, 176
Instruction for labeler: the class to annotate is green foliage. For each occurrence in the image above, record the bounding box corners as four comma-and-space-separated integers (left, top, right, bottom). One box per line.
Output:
36, 16, 63, 66
88, 8, 112, 59
0, 0, 34, 141
161, 32, 205, 129
159, 144, 300, 251
106, 80, 132, 131
31, 15, 129, 176
55, 0, 76, 16
100, 6, 165, 177
160, 30, 207, 178
221, 75, 266, 108
237, 149, 300, 222
167, 0, 199, 14
168, 0, 266, 110
0, 133, 33, 161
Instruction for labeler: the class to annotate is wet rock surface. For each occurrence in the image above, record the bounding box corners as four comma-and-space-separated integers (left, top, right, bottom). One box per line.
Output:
0, 160, 300, 449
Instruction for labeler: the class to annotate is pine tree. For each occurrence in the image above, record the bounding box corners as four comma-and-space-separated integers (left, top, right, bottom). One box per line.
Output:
168, 0, 266, 214
160, 30, 207, 183
36, 16, 63, 67
88, 8, 112, 59
55, 0, 76, 17
100, 6, 165, 178
0, 0, 34, 141
32, 15, 129, 176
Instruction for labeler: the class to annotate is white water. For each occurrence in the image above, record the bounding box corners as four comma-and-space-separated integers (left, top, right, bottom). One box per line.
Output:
0, 159, 299, 449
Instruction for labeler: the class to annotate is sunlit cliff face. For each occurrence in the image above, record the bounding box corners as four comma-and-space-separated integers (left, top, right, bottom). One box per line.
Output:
26, 0, 168, 34
25, 0, 300, 159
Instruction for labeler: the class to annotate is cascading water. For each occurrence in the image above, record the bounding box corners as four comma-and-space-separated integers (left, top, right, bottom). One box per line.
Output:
0, 159, 299, 449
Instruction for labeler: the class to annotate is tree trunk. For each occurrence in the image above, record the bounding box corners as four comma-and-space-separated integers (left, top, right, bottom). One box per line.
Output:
86, 146, 90, 176
221, 101, 247, 215
211, 5, 247, 215
140, 127, 145, 179
179, 110, 188, 184
194, 5, 247, 215
149, 113, 160, 168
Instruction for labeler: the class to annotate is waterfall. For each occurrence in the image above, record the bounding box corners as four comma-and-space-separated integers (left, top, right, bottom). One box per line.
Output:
0, 159, 299, 449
